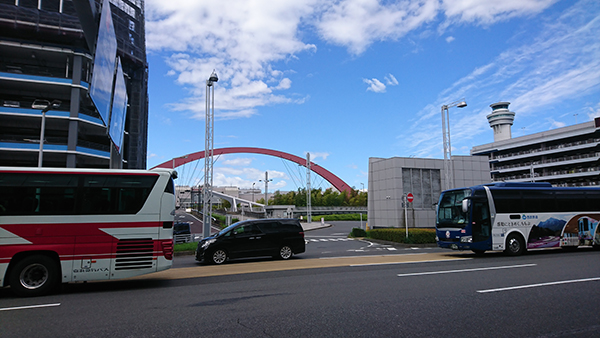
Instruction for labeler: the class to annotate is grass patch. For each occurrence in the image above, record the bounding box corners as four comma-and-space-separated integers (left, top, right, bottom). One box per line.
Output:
174, 242, 197, 252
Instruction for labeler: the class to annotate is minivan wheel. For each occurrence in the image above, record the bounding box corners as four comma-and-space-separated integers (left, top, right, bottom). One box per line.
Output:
277, 245, 293, 260
210, 249, 228, 264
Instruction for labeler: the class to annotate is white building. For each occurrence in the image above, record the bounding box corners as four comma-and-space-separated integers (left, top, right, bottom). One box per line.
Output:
368, 156, 490, 228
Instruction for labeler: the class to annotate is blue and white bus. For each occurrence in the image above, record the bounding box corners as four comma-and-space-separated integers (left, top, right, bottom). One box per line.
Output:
435, 182, 600, 255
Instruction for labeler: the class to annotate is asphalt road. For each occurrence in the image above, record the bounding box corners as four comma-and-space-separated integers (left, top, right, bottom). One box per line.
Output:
1, 222, 599, 337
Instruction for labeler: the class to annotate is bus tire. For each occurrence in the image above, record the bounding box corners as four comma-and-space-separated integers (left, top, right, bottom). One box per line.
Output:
504, 233, 526, 256
9, 255, 60, 297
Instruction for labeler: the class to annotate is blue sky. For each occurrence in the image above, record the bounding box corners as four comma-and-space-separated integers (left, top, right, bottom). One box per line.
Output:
143, 0, 600, 192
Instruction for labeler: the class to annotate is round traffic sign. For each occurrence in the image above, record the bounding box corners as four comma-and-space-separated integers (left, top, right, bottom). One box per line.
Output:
407, 193, 414, 203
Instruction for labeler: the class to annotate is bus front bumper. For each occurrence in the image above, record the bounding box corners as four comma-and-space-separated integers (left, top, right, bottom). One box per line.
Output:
437, 241, 471, 250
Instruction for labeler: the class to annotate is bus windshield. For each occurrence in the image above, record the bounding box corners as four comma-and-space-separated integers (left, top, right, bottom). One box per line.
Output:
437, 189, 471, 228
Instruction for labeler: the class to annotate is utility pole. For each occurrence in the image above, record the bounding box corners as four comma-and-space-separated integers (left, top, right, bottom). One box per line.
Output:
260, 172, 272, 206
306, 153, 312, 223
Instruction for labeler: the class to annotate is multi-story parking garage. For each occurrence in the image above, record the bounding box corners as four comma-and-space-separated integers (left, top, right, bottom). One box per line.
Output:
0, 0, 148, 168
471, 102, 600, 187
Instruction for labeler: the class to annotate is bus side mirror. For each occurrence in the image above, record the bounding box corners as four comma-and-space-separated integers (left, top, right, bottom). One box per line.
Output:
462, 199, 470, 213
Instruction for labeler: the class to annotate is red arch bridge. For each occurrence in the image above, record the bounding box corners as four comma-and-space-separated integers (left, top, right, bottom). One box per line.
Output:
151, 147, 352, 193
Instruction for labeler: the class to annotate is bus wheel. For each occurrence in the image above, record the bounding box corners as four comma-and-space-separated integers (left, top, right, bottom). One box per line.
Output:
9, 255, 59, 297
505, 234, 525, 256
210, 249, 228, 265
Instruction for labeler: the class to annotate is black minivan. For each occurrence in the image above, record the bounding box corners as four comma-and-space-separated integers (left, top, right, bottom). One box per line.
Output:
196, 218, 305, 264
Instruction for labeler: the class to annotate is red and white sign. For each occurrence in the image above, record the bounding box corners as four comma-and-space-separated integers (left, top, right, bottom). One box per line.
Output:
407, 193, 414, 203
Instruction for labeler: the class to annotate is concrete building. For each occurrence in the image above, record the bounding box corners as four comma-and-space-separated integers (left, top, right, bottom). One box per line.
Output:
368, 156, 490, 228
0, 0, 148, 168
472, 102, 600, 187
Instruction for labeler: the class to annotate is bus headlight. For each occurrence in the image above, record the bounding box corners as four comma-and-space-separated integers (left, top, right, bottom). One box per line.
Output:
201, 239, 216, 249
460, 236, 472, 243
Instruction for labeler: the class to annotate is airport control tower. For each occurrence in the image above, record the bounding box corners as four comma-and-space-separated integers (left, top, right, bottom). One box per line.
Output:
486, 102, 516, 142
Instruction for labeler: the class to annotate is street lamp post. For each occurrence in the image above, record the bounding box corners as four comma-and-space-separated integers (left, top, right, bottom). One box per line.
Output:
172, 155, 188, 169
306, 153, 312, 223
203, 70, 218, 238
32, 99, 61, 167
259, 172, 272, 207
441, 99, 467, 191
252, 182, 256, 202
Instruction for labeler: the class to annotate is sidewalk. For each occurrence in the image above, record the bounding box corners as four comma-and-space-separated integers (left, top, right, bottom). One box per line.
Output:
302, 221, 332, 232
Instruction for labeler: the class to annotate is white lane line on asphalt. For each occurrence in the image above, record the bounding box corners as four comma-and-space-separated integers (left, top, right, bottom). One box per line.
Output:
353, 257, 473, 267
477, 277, 600, 293
321, 253, 428, 260
0, 303, 61, 312
396, 263, 537, 277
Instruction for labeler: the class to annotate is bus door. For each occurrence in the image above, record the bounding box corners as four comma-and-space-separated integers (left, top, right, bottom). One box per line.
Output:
472, 198, 491, 242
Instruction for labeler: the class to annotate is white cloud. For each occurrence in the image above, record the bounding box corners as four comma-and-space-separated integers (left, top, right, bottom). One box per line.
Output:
146, 0, 317, 119
307, 152, 330, 161
221, 157, 254, 166
315, 0, 440, 55
445, 36, 455, 43
405, 0, 600, 157
385, 74, 399, 86
145, 0, 566, 121
441, 0, 557, 25
586, 102, 600, 120
548, 119, 566, 129
363, 78, 386, 93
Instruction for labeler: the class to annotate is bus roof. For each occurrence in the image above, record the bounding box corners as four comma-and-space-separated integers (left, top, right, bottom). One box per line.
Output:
483, 182, 552, 188
0, 166, 177, 179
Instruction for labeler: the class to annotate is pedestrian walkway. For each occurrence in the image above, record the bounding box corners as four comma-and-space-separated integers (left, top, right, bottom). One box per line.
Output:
302, 221, 331, 232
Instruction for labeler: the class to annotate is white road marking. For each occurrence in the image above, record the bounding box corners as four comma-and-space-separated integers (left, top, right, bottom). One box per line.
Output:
0, 303, 61, 312
320, 253, 427, 260
396, 263, 537, 277
353, 257, 471, 267
477, 277, 600, 293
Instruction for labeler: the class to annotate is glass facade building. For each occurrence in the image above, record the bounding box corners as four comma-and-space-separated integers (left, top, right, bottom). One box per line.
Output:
0, 0, 148, 169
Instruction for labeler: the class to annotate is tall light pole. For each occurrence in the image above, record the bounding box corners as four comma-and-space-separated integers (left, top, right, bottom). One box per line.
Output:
306, 153, 312, 223
252, 182, 256, 202
259, 172, 272, 206
33, 99, 61, 167
203, 70, 218, 238
441, 99, 467, 191
172, 155, 188, 169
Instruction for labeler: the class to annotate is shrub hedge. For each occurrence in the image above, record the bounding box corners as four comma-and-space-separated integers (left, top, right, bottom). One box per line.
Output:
368, 228, 436, 244
350, 227, 367, 237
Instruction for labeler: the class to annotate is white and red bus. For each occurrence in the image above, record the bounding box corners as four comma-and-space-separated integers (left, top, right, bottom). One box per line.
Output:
0, 167, 177, 296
